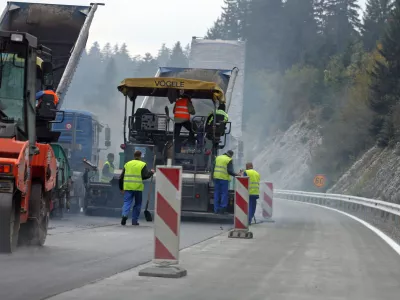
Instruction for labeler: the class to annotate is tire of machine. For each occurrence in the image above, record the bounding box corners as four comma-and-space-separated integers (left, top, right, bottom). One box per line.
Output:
19, 183, 49, 246
0, 193, 20, 253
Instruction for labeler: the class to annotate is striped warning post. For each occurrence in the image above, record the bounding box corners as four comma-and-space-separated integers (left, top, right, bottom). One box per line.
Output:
261, 182, 273, 221
234, 176, 249, 230
229, 176, 253, 239
153, 166, 182, 265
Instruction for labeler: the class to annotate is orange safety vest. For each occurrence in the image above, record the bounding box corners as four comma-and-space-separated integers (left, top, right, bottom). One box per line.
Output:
174, 98, 190, 120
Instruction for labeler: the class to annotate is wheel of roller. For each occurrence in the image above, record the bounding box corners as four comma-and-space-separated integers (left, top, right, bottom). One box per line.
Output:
19, 183, 49, 246
30, 183, 49, 246
0, 193, 20, 253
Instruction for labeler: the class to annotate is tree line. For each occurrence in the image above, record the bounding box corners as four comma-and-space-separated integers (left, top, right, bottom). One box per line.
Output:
206, 0, 399, 189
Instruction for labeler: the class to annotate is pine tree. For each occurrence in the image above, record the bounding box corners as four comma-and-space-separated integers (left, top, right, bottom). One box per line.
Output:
237, 0, 251, 39
156, 43, 171, 67
369, 0, 400, 146
168, 42, 188, 67
222, 0, 240, 40
88, 42, 101, 59
114, 43, 133, 79
246, 0, 285, 71
206, 17, 226, 39
183, 44, 191, 60
101, 42, 112, 60
314, 0, 328, 33
281, 0, 319, 68
362, 0, 394, 51
119, 43, 130, 56
324, 0, 361, 54
136, 53, 158, 77
113, 44, 119, 55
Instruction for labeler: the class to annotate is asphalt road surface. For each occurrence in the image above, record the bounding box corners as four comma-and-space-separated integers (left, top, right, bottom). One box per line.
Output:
49, 199, 400, 300
0, 215, 230, 300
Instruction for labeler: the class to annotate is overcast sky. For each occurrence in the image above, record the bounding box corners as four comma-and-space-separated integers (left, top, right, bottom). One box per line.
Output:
0, 0, 367, 57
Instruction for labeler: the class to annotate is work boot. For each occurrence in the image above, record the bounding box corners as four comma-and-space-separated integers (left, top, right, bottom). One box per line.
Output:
121, 216, 127, 226
132, 221, 139, 226
220, 208, 227, 215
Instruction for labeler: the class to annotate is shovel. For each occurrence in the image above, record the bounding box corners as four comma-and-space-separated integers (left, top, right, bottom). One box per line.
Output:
143, 152, 157, 222
143, 176, 154, 222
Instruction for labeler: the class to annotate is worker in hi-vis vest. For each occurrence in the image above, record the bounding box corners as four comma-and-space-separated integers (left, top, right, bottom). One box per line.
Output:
212, 150, 240, 214
101, 153, 115, 183
119, 150, 154, 226
207, 103, 229, 126
243, 162, 260, 224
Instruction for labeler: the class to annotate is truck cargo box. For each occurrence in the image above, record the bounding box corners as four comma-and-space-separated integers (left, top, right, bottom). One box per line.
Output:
0, 2, 92, 92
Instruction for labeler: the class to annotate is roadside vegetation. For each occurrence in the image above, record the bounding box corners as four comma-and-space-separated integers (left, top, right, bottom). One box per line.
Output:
208, 0, 400, 188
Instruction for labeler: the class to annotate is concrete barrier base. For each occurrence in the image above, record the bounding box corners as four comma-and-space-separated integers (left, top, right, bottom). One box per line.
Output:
138, 265, 187, 278
228, 230, 253, 239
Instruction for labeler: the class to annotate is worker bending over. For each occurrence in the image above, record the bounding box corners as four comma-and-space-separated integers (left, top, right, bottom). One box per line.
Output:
212, 150, 240, 214
119, 150, 154, 226
243, 162, 260, 224
173, 94, 196, 151
101, 153, 115, 183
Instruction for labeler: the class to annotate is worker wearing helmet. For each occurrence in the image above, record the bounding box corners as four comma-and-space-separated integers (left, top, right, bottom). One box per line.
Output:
212, 150, 240, 214
243, 162, 260, 224
173, 94, 196, 152
119, 150, 155, 226
101, 153, 115, 183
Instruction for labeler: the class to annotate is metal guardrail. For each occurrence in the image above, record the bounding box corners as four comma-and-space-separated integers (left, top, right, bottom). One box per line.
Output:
275, 189, 400, 243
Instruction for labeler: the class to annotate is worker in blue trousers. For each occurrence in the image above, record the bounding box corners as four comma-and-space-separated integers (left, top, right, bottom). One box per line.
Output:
243, 162, 260, 225
212, 150, 240, 214
119, 150, 154, 226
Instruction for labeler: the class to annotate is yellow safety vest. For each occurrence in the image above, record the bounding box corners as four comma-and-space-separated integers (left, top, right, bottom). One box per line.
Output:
213, 154, 232, 181
208, 110, 229, 125
246, 169, 260, 195
101, 161, 115, 183
123, 160, 146, 191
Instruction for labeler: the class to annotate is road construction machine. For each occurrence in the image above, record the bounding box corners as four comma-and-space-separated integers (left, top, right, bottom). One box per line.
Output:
0, 1, 102, 252
84, 69, 239, 221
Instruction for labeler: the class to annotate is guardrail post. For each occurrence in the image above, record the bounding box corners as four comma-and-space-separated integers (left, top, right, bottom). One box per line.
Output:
229, 176, 253, 239
139, 165, 187, 278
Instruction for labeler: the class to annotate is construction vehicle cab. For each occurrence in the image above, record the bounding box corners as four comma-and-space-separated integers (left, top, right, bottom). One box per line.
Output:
115, 77, 234, 217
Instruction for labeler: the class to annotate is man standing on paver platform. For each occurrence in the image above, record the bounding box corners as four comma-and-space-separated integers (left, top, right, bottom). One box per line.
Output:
243, 162, 260, 224
119, 150, 154, 226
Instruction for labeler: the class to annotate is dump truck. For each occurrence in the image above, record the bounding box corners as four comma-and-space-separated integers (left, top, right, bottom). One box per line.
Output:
84, 67, 239, 221
190, 37, 246, 167
0, 1, 102, 252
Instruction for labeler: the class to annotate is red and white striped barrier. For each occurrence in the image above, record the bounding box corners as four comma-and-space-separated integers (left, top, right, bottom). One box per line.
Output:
234, 176, 249, 230
261, 182, 274, 221
153, 166, 183, 265
229, 176, 253, 239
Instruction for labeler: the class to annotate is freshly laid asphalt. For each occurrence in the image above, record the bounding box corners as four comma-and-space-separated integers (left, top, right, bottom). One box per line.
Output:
48, 199, 400, 300
0, 215, 230, 300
